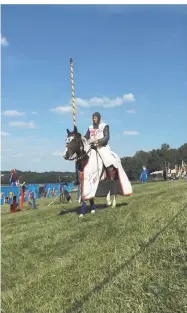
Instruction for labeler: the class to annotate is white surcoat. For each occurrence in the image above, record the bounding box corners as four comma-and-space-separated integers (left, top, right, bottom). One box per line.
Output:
88, 122, 107, 142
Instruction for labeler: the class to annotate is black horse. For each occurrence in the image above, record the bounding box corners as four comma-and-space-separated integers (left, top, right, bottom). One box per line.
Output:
63, 126, 127, 217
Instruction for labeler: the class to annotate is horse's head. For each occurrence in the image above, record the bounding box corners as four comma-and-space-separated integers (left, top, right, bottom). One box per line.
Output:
64, 125, 82, 160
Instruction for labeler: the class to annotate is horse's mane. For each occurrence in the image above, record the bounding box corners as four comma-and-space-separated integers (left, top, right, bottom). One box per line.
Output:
66, 127, 92, 160
81, 136, 91, 154
69, 128, 91, 154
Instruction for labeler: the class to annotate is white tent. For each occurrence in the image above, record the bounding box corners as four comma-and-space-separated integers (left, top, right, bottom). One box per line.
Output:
150, 170, 163, 175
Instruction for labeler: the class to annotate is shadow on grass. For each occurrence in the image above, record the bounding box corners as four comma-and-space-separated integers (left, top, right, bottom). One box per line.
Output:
1, 208, 23, 216
64, 203, 187, 313
58, 202, 129, 216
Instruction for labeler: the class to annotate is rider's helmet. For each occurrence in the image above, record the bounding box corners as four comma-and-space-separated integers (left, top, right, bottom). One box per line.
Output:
92, 112, 101, 124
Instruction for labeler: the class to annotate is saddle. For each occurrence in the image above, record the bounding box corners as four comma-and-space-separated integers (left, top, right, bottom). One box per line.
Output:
89, 144, 118, 181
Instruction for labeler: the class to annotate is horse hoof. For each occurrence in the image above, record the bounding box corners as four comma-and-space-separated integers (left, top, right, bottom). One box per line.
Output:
79, 214, 84, 218
91, 210, 95, 214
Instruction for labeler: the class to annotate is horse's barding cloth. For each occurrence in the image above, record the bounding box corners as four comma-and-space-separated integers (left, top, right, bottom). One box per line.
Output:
80, 148, 132, 200
97, 145, 117, 168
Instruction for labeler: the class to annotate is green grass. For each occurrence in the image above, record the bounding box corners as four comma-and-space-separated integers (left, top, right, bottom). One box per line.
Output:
1, 181, 187, 313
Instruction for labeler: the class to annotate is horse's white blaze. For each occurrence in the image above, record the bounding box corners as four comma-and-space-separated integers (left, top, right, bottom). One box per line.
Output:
66, 136, 74, 144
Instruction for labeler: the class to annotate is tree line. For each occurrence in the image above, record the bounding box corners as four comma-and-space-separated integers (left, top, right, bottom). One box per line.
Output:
121, 143, 187, 180
1, 171, 76, 185
1, 143, 187, 184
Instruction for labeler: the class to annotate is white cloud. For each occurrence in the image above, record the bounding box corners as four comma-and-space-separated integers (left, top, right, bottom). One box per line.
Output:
1, 34, 9, 46
124, 130, 140, 136
49, 106, 72, 114
2, 110, 25, 117
126, 108, 136, 114
123, 94, 135, 102
9, 121, 36, 129
1, 131, 10, 137
49, 93, 135, 114
76, 93, 135, 108
31, 111, 38, 115
52, 151, 64, 157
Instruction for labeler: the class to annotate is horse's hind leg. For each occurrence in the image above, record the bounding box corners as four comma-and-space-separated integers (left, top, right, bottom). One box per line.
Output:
106, 191, 111, 206
90, 198, 96, 214
112, 195, 116, 208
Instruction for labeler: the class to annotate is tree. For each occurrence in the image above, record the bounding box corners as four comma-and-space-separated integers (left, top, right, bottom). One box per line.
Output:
161, 143, 170, 151
2, 143, 187, 183
178, 143, 187, 163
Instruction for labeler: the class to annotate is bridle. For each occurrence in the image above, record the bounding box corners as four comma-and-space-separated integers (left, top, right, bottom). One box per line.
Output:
65, 136, 92, 162
67, 148, 91, 162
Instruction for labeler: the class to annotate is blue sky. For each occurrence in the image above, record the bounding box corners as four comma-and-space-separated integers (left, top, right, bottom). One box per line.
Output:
1, 4, 187, 172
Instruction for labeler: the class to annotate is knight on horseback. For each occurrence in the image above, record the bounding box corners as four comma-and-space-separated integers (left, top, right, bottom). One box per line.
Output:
84, 112, 117, 180
63, 116, 132, 211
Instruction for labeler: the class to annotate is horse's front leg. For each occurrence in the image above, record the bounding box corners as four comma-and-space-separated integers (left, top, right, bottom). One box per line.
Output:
78, 185, 82, 203
79, 199, 87, 217
89, 198, 96, 214
79, 198, 96, 217
78, 195, 82, 204
112, 195, 116, 208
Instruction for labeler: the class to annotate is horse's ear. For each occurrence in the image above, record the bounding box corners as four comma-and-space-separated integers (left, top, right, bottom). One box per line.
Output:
74, 125, 78, 134
66, 129, 70, 135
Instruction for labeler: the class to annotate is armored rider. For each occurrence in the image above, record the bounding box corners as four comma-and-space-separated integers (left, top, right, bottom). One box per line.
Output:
84, 112, 116, 179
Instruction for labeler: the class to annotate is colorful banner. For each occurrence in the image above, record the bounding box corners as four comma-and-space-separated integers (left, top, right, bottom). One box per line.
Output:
44, 184, 61, 198
0, 186, 20, 205
61, 182, 74, 193
24, 184, 40, 201
1, 182, 75, 206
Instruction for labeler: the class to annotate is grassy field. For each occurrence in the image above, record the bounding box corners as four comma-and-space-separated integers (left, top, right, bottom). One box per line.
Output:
1, 181, 187, 313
